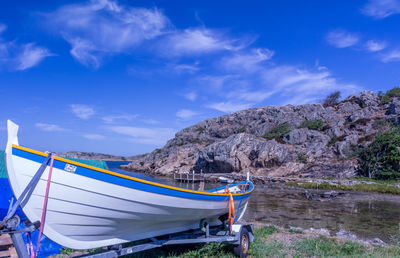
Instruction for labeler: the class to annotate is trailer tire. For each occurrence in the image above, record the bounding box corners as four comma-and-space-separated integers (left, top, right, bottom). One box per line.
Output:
233, 227, 250, 257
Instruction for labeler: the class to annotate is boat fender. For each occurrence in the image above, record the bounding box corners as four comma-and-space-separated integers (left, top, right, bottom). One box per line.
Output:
199, 218, 208, 233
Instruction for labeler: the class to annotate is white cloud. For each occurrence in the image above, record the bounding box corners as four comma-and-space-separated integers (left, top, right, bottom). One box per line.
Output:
0, 24, 6, 35
35, 123, 67, 132
223, 48, 274, 71
207, 102, 252, 113
173, 62, 200, 74
142, 119, 160, 124
365, 40, 387, 52
0, 25, 52, 71
102, 114, 138, 123
183, 92, 197, 101
82, 133, 105, 140
361, 0, 400, 19
199, 47, 362, 112
176, 109, 199, 119
15, 43, 53, 70
326, 30, 359, 48
45, 0, 171, 68
381, 50, 400, 62
70, 104, 95, 119
107, 125, 175, 145
160, 28, 252, 56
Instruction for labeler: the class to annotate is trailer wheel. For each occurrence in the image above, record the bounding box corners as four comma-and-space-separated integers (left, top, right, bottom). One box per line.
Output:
233, 227, 250, 257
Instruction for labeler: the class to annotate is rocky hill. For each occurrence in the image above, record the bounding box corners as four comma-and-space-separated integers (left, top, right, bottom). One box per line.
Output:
56, 151, 133, 161
124, 91, 400, 178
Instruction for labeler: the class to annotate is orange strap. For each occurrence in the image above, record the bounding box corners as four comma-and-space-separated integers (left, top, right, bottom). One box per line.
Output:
225, 188, 235, 233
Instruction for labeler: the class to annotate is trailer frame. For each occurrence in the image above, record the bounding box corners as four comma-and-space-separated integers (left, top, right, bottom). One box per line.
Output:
82, 222, 254, 258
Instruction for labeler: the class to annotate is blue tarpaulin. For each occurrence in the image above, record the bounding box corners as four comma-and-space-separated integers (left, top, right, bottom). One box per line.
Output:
0, 178, 62, 257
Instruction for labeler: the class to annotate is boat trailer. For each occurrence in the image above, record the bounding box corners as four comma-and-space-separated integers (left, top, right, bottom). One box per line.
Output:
82, 222, 254, 258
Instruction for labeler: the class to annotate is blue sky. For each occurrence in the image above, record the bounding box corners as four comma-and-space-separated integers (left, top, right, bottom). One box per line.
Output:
0, 0, 399, 156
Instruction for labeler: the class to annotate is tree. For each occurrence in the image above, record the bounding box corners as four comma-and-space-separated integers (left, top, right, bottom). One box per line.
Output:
358, 127, 400, 179
323, 91, 341, 107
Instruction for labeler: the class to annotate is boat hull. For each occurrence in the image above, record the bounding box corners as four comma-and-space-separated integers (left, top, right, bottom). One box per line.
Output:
5, 121, 253, 249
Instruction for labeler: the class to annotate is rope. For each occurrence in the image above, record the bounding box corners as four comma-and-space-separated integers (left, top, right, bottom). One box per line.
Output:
26, 232, 34, 258
35, 154, 55, 257
225, 187, 236, 233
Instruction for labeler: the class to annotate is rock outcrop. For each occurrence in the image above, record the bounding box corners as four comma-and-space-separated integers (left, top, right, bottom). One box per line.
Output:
124, 91, 399, 178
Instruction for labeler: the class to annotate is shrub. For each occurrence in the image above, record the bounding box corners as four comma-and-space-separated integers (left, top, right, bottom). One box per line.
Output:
323, 91, 341, 107
196, 127, 205, 133
155, 148, 162, 154
299, 119, 324, 131
262, 123, 291, 142
297, 153, 308, 164
237, 126, 246, 133
140, 161, 144, 166
121, 157, 126, 161
328, 135, 337, 146
358, 127, 400, 179
380, 87, 400, 105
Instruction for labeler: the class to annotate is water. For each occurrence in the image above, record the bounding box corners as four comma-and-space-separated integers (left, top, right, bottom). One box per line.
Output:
243, 184, 400, 243
112, 165, 400, 243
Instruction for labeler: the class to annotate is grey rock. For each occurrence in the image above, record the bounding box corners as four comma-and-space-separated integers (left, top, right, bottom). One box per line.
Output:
386, 98, 400, 115
370, 238, 386, 247
124, 91, 391, 178
336, 229, 357, 239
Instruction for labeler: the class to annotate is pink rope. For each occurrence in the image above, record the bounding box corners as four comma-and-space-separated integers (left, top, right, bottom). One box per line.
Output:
35, 154, 54, 257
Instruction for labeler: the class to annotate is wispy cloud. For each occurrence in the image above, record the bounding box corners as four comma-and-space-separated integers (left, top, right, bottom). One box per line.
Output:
45, 0, 171, 68
0, 25, 52, 71
160, 28, 253, 56
0, 24, 6, 35
176, 109, 200, 119
173, 62, 200, 74
82, 133, 105, 140
15, 43, 53, 70
200, 48, 362, 113
142, 119, 160, 125
222, 48, 274, 71
70, 104, 95, 119
326, 30, 359, 48
35, 123, 67, 132
102, 114, 138, 123
107, 125, 175, 145
381, 50, 400, 62
183, 92, 197, 101
365, 40, 387, 52
361, 0, 400, 19
207, 101, 252, 113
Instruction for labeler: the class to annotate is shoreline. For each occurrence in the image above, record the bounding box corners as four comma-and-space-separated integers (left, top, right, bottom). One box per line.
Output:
119, 165, 400, 195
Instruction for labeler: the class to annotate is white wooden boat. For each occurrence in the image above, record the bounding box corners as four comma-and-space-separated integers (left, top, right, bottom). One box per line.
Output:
5, 120, 254, 250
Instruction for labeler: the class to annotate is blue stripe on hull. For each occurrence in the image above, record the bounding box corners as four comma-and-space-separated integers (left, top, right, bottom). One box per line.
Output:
12, 147, 253, 201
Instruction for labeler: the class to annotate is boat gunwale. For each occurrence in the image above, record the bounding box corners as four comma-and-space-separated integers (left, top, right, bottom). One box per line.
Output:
12, 144, 254, 197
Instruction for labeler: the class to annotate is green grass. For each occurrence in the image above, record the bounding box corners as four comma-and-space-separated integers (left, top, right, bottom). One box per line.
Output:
298, 119, 325, 131
56, 226, 400, 257
262, 123, 291, 142
286, 181, 400, 195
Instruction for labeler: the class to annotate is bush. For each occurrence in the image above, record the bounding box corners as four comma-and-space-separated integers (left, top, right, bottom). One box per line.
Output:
155, 148, 162, 154
358, 127, 400, 179
262, 123, 291, 142
297, 153, 308, 164
237, 126, 246, 133
196, 127, 205, 133
140, 161, 144, 166
299, 119, 324, 131
323, 91, 341, 107
380, 87, 400, 105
